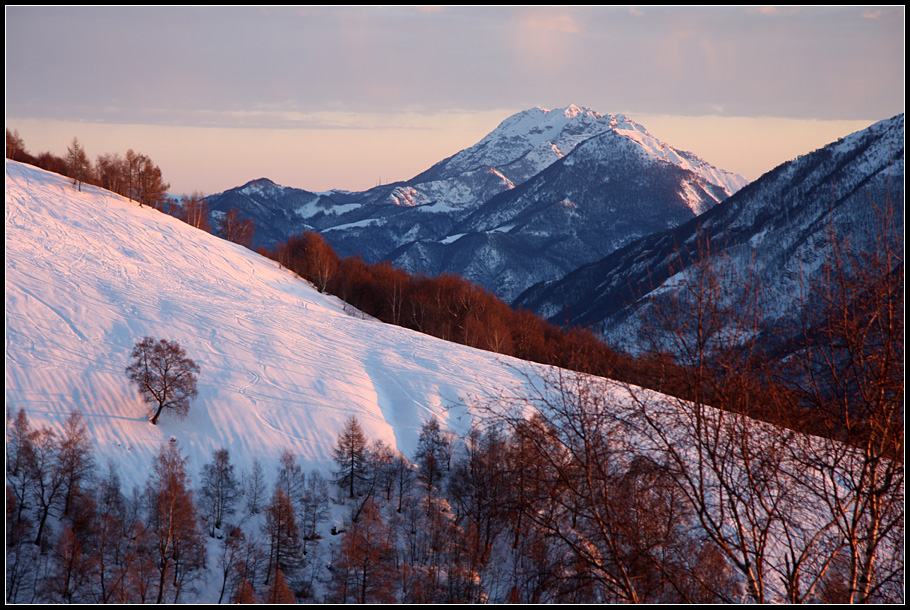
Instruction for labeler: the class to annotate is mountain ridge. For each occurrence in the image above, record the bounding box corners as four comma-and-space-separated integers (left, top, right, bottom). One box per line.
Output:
204, 105, 747, 302
513, 112, 905, 352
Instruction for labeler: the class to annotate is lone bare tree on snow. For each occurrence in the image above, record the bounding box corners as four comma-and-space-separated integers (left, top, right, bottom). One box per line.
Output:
126, 337, 200, 425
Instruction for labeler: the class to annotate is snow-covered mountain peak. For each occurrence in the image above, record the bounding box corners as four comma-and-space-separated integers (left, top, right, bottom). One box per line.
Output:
415, 105, 747, 198
239, 177, 284, 197
423, 105, 631, 184
548, 103, 602, 120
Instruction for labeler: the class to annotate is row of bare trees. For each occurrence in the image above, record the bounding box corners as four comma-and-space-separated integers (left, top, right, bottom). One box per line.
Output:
265, 230, 633, 381
321, 410, 743, 604
6, 410, 208, 603
7, 129, 259, 250
4, 408, 336, 604
7, 129, 170, 209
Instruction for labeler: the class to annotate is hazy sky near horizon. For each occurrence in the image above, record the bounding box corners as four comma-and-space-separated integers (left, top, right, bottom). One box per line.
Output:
6, 6, 904, 195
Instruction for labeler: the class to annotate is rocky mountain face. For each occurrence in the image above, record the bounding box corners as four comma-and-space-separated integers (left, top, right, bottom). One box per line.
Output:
203, 105, 747, 302
514, 114, 904, 353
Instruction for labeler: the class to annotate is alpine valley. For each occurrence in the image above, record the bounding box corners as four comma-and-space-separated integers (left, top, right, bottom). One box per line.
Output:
204, 105, 748, 303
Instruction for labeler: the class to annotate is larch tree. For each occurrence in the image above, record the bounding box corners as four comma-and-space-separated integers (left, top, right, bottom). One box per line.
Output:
145, 441, 206, 604
333, 415, 370, 499
199, 448, 241, 537
262, 485, 304, 587
328, 497, 397, 604
66, 137, 91, 192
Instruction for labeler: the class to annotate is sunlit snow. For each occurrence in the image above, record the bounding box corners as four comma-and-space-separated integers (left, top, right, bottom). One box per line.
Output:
5, 160, 543, 491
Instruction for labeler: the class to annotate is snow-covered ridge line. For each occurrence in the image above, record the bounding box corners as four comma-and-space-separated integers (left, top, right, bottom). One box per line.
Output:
448, 104, 748, 194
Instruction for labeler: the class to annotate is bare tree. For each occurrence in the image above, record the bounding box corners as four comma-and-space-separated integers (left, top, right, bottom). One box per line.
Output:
198, 448, 241, 537
304, 231, 339, 293
124, 149, 169, 208
94, 152, 125, 195
276, 448, 306, 507
145, 441, 206, 603
244, 458, 267, 516
66, 137, 91, 192
447, 425, 510, 603
779, 194, 904, 603
214, 526, 246, 604
56, 410, 95, 517
622, 196, 904, 604
125, 337, 200, 425
6, 409, 38, 530
6, 128, 28, 160
217, 208, 256, 249
29, 426, 68, 548
299, 470, 330, 555
413, 417, 453, 502
333, 416, 370, 499
478, 368, 737, 603
624, 234, 807, 603
178, 192, 211, 232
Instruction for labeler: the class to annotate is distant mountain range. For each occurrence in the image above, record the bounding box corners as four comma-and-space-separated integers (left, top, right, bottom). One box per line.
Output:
204, 105, 748, 302
514, 113, 904, 353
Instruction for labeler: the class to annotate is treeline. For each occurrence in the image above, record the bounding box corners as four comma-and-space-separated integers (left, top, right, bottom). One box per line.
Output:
258, 232, 804, 428
6, 129, 169, 209
5, 129, 257, 248
6, 408, 327, 603
12, 397, 897, 604
262, 231, 642, 380
0, 407, 737, 604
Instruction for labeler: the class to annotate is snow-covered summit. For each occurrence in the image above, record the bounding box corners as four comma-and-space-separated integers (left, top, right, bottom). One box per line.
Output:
414, 104, 747, 196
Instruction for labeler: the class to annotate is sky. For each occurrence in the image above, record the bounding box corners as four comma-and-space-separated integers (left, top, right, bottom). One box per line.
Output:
5, 6, 904, 195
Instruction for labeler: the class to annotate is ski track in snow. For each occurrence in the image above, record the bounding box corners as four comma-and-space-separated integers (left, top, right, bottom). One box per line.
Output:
5, 160, 547, 489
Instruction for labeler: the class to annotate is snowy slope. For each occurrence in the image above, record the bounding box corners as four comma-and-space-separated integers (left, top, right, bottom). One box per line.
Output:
4, 160, 543, 490
7, 161, 900, 604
